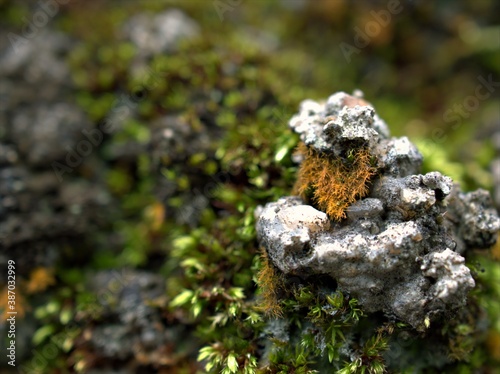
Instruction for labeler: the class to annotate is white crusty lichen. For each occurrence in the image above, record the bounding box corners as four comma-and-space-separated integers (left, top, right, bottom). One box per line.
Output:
256, 91, 500, 330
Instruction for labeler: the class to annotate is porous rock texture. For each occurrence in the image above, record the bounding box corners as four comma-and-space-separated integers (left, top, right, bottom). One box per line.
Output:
256, 91, 500, 329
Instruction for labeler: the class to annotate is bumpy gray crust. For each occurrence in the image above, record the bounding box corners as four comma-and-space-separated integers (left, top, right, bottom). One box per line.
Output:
445, 188, 500, 253
257, 91, 500, 329
289, 91, 390, 155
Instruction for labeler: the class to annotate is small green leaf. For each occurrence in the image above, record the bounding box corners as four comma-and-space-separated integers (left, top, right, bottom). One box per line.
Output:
229, 287, 245, 300
245, 312, 261, 324
33, 325, 56, 345
229, 303, 239, 316
172, 236, 197, 252
198, 346, 214, 361
193, 302, 203, 318
170, 289, 193, 307
61, 338, 72, 352
60, 307, 73, 325
275, 145, 289, 163
337, 330, 345, 342
327, 343, 338, 363
181, 258, 205, 272
227, 353, 239, 373
206, 360, 216, 372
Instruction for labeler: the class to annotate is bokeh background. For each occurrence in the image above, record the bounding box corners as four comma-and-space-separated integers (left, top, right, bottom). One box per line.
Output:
0, 0, 499, 373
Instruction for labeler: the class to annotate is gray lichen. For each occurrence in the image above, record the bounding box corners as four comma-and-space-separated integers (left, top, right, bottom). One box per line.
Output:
257, 91, 500, 329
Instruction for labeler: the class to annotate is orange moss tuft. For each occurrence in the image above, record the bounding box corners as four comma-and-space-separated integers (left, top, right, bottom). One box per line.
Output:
491, 233, 500, 260
144, 201, 166, 232
486, 330, 500, 361
293, 142, 376, 221
26, 267, 56, 294
256, 249, 284, 318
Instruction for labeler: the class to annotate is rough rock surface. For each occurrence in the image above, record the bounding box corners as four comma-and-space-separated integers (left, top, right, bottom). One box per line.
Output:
257, 91, 500, 329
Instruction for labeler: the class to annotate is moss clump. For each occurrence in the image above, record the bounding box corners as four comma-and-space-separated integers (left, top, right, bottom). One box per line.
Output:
256, 249, 285, 318
293, 142, 376, 221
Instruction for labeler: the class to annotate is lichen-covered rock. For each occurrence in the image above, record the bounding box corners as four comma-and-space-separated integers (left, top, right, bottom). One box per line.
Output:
257, 91, 500, 329
289, 91, 390, 155
446, 188, 500, 252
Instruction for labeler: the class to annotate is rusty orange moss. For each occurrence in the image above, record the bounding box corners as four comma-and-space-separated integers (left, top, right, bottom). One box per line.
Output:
486, 330, 500, 361
26, 267, 56, 294
491, 233, 500, 260
256, 249, 284, 318
293, 142, 376, 221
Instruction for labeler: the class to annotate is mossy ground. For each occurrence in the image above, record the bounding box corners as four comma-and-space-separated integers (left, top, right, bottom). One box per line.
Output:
1, 0, 499, 373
